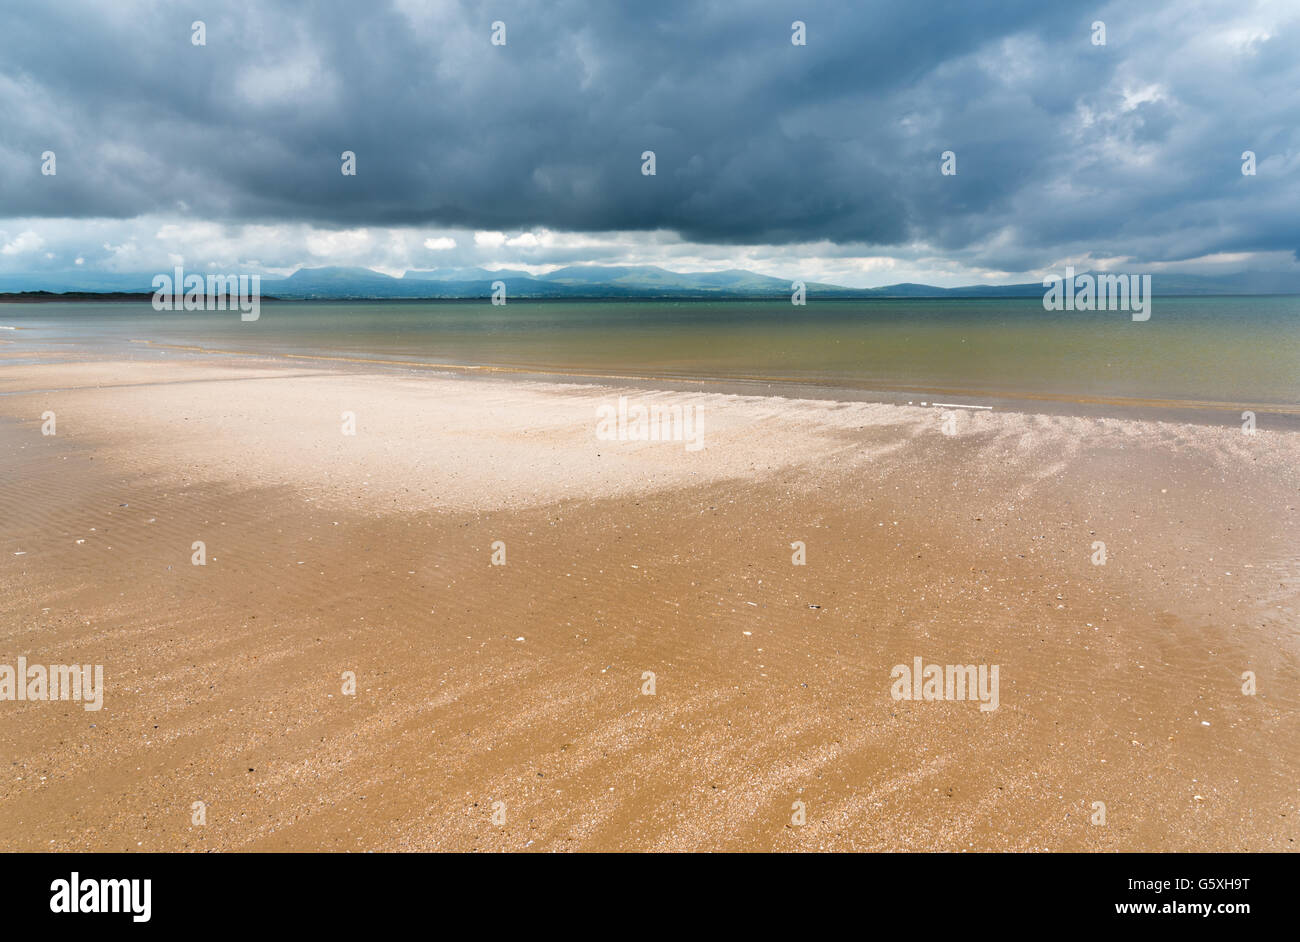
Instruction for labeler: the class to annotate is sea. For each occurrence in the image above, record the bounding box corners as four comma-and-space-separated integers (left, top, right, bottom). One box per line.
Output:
3, 297, 1298, 420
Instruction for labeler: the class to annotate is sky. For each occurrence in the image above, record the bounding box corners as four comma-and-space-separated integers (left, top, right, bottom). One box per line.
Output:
0, 0, 1297, 288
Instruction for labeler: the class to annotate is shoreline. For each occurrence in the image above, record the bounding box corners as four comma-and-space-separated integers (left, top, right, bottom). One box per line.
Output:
12, 334, 1300, 430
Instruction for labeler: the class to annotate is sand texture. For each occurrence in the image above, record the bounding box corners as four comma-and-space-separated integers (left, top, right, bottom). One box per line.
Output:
1, 352, 1297, 851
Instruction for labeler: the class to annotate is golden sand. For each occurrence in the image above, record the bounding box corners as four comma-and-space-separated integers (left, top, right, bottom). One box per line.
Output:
0, 353, 1296, 850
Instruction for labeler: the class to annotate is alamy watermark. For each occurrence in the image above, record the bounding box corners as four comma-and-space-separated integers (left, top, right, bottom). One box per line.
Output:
151, 265, 260, 321
1043, 266, 1150, 321
890, 656, 999, 712
1, 657, 104, 711
596, 395, 703, 451
50, 873, 150, 922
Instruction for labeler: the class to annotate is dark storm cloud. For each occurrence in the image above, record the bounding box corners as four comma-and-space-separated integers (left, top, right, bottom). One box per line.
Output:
1, 0, 1297, 268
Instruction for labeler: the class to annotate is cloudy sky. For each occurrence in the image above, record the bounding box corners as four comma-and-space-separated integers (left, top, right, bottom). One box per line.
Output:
1, 0, 1297, 287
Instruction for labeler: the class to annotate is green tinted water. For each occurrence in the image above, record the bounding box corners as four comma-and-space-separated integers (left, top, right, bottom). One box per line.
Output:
4, 297, 1298, 407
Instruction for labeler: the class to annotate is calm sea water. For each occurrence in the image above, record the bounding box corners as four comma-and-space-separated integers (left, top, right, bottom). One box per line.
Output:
3, 297, 1298, 409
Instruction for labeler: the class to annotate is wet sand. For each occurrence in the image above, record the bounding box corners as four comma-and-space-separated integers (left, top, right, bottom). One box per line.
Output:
0, 352, 1297, 851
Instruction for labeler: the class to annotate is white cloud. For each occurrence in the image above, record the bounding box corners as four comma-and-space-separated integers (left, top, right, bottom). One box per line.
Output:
1, 230, 45, 255
0, 216, 1295, 289
305, 228, 372, 257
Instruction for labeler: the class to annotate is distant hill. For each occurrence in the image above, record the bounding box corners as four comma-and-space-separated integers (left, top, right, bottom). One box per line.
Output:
3, 266, 1299, 300
0, 290, 158, 303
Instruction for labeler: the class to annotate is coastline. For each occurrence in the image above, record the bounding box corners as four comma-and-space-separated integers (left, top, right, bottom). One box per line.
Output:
10, 331, 1300, 429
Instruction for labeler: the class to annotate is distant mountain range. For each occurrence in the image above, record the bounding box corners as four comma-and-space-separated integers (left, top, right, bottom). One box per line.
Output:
3, 265, 1300, 299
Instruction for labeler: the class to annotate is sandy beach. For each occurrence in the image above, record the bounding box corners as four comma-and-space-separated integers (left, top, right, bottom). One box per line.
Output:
1, 349, 1296, 851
